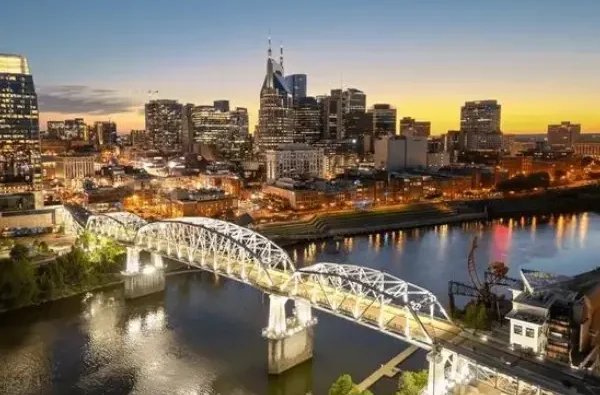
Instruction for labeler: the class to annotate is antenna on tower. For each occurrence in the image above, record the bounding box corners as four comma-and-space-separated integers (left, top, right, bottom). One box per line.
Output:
280, 42, 284, 68
268, 31, 272, 59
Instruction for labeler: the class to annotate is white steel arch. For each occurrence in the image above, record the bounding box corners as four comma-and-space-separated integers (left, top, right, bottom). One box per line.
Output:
104, 212, 148, 230
86, 212, 145, 242
134, 217, 295, 286
281, 263, 451, 347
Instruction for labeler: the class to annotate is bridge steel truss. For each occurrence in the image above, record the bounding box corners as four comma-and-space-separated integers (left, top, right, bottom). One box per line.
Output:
282, 263, 451, 349
87, 212, 148, 243
133, 218, 296, 284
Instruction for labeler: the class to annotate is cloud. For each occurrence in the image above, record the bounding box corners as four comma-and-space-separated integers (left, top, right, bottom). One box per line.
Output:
37, 85, 139, 115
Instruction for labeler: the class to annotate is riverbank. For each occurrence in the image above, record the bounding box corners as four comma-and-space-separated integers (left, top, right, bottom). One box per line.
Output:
255, 203, 486, 246
464, 183, 600, 219
256, 184, 600, 245
0, 276, 124, 314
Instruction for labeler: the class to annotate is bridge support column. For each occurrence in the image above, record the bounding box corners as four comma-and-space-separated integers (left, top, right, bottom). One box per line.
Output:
151, 252, 164, 269
426, 347, 446, 395
126, 247, 141, 273
123, 247, 165, 299
262, 296, 317, 375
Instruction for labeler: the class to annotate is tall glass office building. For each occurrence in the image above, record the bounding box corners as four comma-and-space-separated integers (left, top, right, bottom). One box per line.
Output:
0, 54, 41, 190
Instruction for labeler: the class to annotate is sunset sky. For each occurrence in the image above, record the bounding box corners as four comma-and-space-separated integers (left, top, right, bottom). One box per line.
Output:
3, 0, 600, 134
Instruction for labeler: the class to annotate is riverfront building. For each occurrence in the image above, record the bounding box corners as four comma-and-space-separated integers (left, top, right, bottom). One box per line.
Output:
374, 135, 427, 171
265, 144, 325, 182
507, 268, 600, 364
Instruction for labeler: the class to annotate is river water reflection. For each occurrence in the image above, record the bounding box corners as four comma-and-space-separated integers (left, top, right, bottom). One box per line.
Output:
0, 213, 598, 395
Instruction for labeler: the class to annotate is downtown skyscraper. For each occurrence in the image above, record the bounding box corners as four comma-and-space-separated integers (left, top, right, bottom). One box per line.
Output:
0, 54, 41, 190
145, 99, 183, 153
256, 40, 295, 152
460, 100, 502, 150
284, 74, 307, 106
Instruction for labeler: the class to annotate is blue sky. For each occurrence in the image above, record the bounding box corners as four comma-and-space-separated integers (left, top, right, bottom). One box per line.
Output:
3, 0, 600, 133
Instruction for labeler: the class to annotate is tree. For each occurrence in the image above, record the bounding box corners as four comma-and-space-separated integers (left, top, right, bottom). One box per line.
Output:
76, 231, 97, 251
329, 375, 354, 395
10, 244, 30, 261
0, 256, 38, 308
0, 238, 14, 251
396, 370, 428, 395
462, 302, 489, 331
329, 374, 373, 395
475, 303, 489, 330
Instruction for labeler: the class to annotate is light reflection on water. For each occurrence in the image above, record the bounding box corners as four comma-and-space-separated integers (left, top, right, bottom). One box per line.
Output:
0, 213, 599, 395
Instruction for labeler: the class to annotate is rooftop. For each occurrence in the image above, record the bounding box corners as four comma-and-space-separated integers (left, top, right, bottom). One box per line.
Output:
505, 309, 546, 325
514, 291, 555, 310
521, 269, 571, 293
0, 54, 30, 75
269, 144, 322, 152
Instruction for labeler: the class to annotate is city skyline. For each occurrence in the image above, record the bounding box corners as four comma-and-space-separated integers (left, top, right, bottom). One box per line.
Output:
3, 0, 600, 134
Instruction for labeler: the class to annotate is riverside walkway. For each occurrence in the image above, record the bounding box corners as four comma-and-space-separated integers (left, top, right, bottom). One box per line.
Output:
356, 345, 420, 391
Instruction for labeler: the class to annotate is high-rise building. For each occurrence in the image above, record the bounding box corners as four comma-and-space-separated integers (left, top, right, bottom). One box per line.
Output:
256, 40, 295, 152
64, 118, 88, 141
460, 100, 501, 134
0, 54, 41, 189
145, 99, 183, 152
190, 105, 231, 146
181, 103, 195, 153
547, 121, 581, 147
294, 96, 321, 144
47, 121, 65, 139
345, 111, 373, 153
284, 74, 307, 105
213, 100, 230, 113
460, 100, 502, 150
320, 93, 343, 140
227, 107, 251, 160
400, 117, 431, 138
130, 130, 147, 147
185, 104, 250, 160
369, 104, 397, 137
46, 118, 88, 141
341, 88, 366, 113
93, 121, 117, 146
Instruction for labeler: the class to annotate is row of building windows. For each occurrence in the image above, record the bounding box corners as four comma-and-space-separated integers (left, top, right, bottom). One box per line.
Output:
514, 325, 536, 338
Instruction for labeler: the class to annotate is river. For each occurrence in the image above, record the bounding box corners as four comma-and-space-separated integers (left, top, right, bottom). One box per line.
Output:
0, 213, 598, 395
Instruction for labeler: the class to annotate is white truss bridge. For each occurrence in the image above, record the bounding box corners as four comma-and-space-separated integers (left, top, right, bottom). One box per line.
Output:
59, 206, 592, 395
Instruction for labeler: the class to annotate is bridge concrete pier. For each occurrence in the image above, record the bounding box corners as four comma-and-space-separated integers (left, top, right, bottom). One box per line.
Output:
123, 248, 165, 299
426, 347, 447, 395
262, 296, 317, 374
